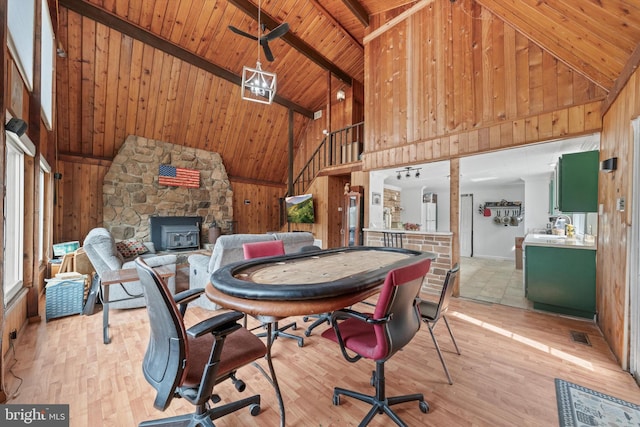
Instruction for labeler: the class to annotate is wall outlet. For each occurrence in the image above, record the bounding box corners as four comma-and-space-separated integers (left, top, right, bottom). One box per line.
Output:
9, 330, 17, 340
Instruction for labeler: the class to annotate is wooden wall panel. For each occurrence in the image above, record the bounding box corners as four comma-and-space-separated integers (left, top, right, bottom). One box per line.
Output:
230, 181, 284, 235
2, 296, 27, 359
597, 66, 640, 366
54, 159, 109, 243
363, 0, 606, 168
363, 101, 603, 171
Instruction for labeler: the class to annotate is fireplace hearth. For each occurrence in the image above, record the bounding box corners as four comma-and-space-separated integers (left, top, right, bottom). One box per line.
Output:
150, 216, 202, 251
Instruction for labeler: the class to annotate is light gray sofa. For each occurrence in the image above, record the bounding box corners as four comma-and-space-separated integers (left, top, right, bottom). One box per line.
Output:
188, 232, 316, 310
83, 227, 177, 309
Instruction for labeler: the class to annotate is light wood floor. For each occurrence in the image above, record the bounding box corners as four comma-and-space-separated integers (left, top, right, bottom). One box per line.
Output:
5, 291, 640, 426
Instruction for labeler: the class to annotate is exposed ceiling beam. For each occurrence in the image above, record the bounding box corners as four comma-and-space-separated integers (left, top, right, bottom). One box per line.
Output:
227, 0, 353, 85
364, 0, 433, 44
59, 0, 313, 118
341, 0, 370, 27
602, 41, 640, 115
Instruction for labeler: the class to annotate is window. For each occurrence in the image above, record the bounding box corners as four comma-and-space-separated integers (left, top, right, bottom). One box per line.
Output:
4, 127, 35, 302
7, 0, 36, 91
41, 0, 54, 128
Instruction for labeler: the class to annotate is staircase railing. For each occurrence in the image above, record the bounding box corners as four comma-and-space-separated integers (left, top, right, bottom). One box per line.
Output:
289, 121, 364, 196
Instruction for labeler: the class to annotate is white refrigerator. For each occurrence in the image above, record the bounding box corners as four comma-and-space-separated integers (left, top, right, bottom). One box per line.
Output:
423, 202, 437, 232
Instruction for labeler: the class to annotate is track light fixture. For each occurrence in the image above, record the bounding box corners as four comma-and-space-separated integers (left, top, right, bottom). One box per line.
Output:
395, 166, 422, 180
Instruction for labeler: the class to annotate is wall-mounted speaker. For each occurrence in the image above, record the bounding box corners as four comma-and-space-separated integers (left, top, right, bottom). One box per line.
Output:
5, 118, 28, 137
600, 157, 617, 173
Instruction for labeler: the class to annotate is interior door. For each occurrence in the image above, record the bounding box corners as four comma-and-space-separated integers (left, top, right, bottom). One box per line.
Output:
460, 194, 473, 257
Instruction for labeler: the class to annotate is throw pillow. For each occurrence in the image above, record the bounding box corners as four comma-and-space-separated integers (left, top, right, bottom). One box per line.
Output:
115, 239, 149, 259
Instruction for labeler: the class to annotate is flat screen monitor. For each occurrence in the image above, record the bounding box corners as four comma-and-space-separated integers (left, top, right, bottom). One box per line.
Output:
285, 194, 315, 224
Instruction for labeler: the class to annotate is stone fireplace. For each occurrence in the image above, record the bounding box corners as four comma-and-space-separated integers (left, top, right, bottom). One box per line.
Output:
103, 135, 233, 246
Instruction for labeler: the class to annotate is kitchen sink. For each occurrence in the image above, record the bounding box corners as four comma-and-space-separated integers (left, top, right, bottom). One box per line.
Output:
529, 233, 566, 240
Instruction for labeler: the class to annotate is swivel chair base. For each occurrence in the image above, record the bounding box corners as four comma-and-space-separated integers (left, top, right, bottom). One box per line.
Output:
332, 362, 428, 427
256, 320, 304, 347
139, 394, 260, 427
302, 313, 331, 337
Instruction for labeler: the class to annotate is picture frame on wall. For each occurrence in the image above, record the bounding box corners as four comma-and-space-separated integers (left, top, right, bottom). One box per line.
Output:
372, 192, 381, 205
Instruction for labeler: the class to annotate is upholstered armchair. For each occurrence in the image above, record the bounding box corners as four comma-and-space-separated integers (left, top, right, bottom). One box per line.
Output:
83, 227, 177, 309
188, 232, 315, 310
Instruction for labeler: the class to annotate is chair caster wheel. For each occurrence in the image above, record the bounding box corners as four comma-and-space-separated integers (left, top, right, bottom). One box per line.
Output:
304, 330, 311, 337
291, 323, 298, 330
297, 339, 304, 347
302, 316, 310, 322
211, 394, 221, 404
249, 403, 261, 416
333, 395, 340, 406
419, 401, 429, 413
234, 379, 246, 392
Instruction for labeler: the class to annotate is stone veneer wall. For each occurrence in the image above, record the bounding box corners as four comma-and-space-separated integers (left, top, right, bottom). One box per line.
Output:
365, 231, 453, 296
103, 135, 233, 244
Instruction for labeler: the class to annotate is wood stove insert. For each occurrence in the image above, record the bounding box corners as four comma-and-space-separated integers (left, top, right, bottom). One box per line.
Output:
150, 216, 202, 251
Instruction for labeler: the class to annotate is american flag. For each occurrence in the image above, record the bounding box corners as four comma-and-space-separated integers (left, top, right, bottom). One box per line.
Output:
158, 164, 200, 188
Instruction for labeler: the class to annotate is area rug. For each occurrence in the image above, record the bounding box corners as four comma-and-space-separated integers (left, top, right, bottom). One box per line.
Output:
555, 378, 640, 426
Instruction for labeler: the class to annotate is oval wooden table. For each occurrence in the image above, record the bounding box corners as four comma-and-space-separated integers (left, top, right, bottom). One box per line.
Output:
207, 246, 436, 426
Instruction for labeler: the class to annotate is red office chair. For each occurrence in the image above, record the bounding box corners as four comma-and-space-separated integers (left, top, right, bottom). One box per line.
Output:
321, 258, 432, 427
134, 258, 267, 427
242, 239, 285, 260
243, 240, 305, 347
417, 263, 461, 385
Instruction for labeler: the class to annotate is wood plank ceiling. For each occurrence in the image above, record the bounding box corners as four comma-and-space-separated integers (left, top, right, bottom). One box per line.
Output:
53, 0, 640, 186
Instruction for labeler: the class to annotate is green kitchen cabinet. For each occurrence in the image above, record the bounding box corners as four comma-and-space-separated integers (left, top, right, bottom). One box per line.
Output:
558, 150, 599, 212
549, 178, 555, 215
525, 245, 596, 319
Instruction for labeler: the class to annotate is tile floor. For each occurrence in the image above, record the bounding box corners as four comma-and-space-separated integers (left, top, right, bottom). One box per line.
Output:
459, 256, 533, 310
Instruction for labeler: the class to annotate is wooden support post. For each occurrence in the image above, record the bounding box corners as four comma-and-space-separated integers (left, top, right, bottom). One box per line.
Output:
450, 158, 461, 296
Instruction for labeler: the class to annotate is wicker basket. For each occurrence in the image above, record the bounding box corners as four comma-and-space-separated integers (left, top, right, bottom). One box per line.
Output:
45, 278, 86, 321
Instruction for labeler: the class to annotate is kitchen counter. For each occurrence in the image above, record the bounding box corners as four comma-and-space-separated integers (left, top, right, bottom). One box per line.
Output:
523, 233, 596, 250
524, 233, 596, 319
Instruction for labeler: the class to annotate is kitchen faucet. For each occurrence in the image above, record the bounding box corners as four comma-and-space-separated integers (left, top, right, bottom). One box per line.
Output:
554, 214, 572, 227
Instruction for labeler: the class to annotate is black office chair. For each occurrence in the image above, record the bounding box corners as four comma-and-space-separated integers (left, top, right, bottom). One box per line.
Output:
382, 232, 404, 248
359, 233, 405, 310
321, 258, 432, 427
243, 240, 305, 347
134, 258, 267, 427
417, 263, 461, 385
299, 245, 332, 337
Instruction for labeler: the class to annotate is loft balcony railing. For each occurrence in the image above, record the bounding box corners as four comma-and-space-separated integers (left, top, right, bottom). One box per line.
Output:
290, 121, 364, 196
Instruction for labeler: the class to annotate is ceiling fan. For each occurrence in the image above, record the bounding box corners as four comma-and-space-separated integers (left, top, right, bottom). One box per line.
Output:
228, 22, 289, 62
